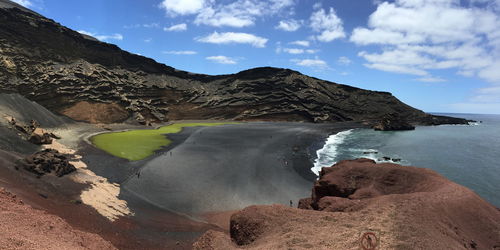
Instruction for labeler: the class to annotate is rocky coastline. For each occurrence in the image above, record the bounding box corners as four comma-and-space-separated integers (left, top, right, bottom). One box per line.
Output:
194, 159, 500, 249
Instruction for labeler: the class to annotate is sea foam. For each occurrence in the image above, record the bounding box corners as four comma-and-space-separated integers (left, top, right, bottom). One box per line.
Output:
311, 129, 352, 176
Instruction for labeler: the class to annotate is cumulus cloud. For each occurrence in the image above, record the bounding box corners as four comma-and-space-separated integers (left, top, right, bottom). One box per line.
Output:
350, 0, 500, 86
206, 55, 237, 64
310, 7, 346, 42
290, 40, 310, 47
196, 31, 268, 48
77, 30, 123, 41
159, 0, 208, 15
11, 0, 32, 7
162, 50, 197, 55
337, 56, 352, 65
276, 19, 302, 31
158, 0, 295, 28
163, 23, 187, 31
291, 57, 329, 69
191, 0, 295, 28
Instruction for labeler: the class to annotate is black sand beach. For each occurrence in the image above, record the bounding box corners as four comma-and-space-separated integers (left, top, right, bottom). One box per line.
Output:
118, 121, 362, 216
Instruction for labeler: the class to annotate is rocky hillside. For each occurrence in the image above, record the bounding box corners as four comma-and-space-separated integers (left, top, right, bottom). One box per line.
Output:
0, 0, 469, 125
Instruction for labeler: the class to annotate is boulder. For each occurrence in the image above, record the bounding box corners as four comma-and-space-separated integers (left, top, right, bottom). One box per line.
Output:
28, 132, 53, 144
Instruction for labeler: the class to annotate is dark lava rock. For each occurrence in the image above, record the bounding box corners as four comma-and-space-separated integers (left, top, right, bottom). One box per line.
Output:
8, 118, 54, 144
19, 149, 76, 177
0, 5, 471, 125
372, 113, 416, 131
28, 132, 53, 144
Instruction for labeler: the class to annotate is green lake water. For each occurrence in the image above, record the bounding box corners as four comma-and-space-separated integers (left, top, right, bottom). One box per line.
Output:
90, 122, 237, 161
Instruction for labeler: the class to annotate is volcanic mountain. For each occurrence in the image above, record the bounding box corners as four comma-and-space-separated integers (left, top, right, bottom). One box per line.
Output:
0, 0, 468, 125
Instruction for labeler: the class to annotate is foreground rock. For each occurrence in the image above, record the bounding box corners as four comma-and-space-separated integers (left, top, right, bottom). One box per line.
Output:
18, 149, 76, 177
0, 2, 471, 126
194, 159, 500, 249
0, 188, 116, 249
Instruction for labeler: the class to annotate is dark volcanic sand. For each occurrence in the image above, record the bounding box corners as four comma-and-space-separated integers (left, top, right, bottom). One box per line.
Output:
120, 122, 361, 215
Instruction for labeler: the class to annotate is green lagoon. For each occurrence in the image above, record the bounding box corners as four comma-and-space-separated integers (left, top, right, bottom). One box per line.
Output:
90, 122, 237, 161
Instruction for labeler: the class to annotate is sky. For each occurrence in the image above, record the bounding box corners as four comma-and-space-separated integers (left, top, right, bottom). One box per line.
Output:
13, 0, 500, 114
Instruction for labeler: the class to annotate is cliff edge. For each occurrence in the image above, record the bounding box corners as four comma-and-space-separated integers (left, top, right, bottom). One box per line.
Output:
194, 159, 500, 249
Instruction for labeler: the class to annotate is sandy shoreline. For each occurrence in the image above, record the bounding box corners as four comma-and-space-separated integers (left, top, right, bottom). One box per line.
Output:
120, 121, 363, 216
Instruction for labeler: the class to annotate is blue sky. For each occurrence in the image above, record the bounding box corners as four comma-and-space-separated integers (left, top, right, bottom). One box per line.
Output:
14, 0, 500, 114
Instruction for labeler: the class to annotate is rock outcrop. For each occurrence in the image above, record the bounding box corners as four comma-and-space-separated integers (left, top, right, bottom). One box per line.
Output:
0, 1, 471, 126
372, 113, 415, 131
194, 159, 500, 249
7, 117, 57, 144
18, 149, 76, 177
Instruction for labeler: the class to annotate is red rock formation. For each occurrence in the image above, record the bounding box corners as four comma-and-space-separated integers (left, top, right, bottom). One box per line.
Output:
194, 159, 500, 249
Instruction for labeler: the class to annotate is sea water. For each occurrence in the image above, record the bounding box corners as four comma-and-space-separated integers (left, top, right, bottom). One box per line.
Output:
312, 113, 500, 207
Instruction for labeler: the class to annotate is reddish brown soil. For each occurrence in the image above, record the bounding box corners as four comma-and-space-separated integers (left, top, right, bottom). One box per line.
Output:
194, 159, 500, 249
0, 148, 218, 249
0, 187, 116, 249
201, 210, 238, 232
61, 101, 129, 124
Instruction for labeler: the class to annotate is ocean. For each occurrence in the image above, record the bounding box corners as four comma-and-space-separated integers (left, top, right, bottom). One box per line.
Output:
312, 113, 500, 207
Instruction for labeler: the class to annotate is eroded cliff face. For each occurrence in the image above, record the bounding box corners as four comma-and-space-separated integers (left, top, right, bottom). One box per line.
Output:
0, 1, 469, 125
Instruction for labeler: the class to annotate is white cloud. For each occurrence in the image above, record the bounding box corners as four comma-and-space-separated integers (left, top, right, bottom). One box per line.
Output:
310, 7, 346, 42
282, 48, 317, 54
363, 63, 428, 76
11, 0, 32, 7
284, 48, 304, 54
163, 23, 187, 32
337, 56, 352, 65
478, 61, 500, 83
276, 19, 302, 31
290, 40, 310, 47
193, 0, 295, 28
350, 0, 500, 86
291, 58, 329, 69
77, 30, 123, 41
144, 38, 152, 43
206, 55, 237, 64
159, 0, 208, 15
124, 23, 160, 29
162, 50, 197, 55
415, 76, 447, 82
196, 31, 268, 48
